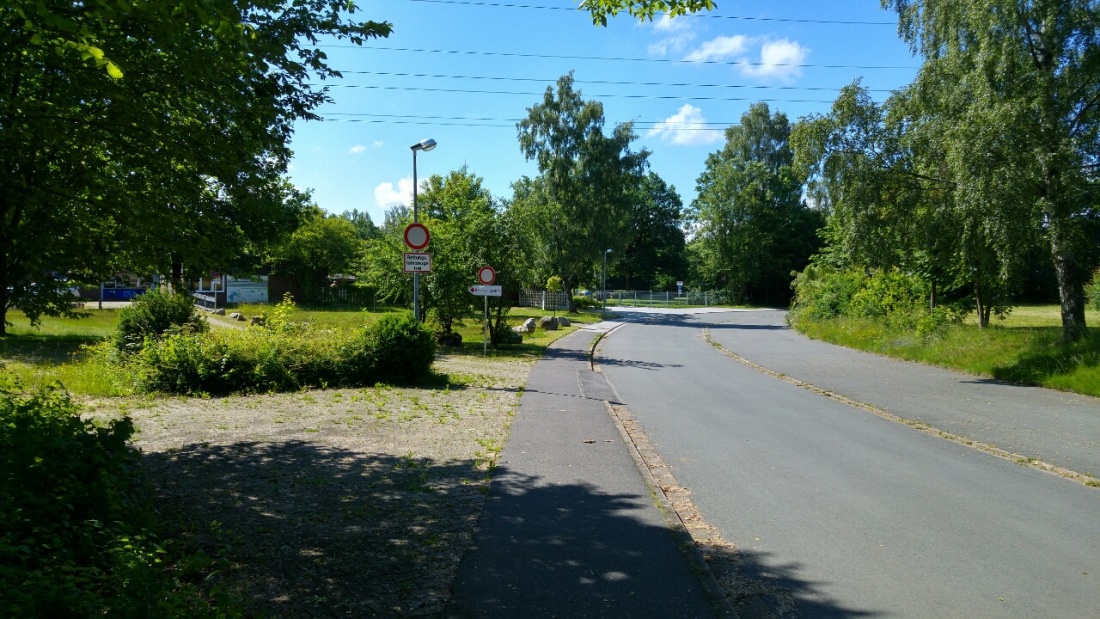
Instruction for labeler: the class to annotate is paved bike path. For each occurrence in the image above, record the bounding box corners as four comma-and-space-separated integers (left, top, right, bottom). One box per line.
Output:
445, 326, 723, 618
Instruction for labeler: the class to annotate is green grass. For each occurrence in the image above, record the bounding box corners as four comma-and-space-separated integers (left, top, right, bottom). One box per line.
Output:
1, 305, 598, 396
793, 305, 1100, 397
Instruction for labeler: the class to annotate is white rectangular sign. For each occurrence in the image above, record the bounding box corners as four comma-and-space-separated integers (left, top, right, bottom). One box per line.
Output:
468, 285, 502, 297
404, 252, 432, 273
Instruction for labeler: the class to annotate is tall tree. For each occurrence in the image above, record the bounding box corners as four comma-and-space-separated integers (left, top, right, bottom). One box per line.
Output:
0, 1, 391, 334
516, 72, 648, 311
883, 0, 1100, 340
266, 207, 362, 299
621, 172, 688, 290
690, 103, 823, 305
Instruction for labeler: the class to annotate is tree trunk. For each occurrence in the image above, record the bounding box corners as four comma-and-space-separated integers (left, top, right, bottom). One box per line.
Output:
974, 281, 990, 328
929, 280, 937, 311
1050, 218, 1088, 342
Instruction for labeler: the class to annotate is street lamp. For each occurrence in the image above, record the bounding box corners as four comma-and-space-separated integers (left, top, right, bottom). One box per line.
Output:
602, 248, 612, 319
410, 138, 437, 321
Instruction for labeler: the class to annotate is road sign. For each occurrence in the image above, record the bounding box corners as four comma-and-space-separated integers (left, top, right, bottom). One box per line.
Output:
404, 252, 432, 273
477, 266, 496, 285
468, 285, 502, 297
404, 223, 430, 250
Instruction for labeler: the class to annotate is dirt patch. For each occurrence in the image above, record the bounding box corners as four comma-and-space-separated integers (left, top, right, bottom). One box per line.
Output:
84, 354, 533, 617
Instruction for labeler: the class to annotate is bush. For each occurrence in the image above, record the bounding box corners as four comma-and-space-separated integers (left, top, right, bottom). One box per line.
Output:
789, 264, 866, 321
0, 381, 213, 615
365, 313, 437, 384
131, 313, 436, 395
1088, 269, 1100, 311
573, 295, 598, 310
113, 288, 208, 353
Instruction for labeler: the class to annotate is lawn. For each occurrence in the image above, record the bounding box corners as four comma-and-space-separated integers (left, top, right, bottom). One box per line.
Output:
1, 304, 595, 396
793, 304, 1100, 398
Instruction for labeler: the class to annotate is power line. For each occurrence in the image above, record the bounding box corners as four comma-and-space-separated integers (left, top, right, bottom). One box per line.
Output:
327, 45, 919, 71
333, 69, 894, 93
323, 111, 735, 129
404, 0, 899, 26
318, 83, 839, 103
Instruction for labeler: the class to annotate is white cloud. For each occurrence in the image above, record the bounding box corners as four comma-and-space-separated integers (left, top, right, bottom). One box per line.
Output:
348, 144, 367, 154
372, 140, 384, 148
647, 104, 725, 146
684, 35, 751, 62
646, 14, 696, 57
374, 177, 414, 209
738, 39, 808, 81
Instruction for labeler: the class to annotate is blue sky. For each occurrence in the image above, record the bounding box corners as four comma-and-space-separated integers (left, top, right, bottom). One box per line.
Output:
287, 1, 922, 225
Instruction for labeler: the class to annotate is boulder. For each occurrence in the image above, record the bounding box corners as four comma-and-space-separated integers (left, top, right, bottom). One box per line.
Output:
249, 315, 266, 326
229, 312, 245, 321
537, 316, 559, 331
557, 316, 571, 327
213, 308, 226, 316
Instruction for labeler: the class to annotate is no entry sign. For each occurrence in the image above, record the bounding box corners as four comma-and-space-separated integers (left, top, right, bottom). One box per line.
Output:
477, 266, 496, 285
404, 223, 430, 250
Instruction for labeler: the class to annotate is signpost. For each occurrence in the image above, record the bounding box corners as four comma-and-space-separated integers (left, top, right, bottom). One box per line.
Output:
403, 253, 432, 273
403, 223, 430, 250
469, 269, 501, 355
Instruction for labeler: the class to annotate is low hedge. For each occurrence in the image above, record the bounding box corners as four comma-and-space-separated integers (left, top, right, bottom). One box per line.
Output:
133, 312, 436, 395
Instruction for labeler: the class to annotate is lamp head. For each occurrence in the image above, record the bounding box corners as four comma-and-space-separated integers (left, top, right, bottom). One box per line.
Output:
606, 248, 613, 254
411, 138, 437, 152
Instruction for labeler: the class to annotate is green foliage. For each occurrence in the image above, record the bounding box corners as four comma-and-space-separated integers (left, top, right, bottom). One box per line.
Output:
789, 264, 867, 320
515, 72, 649, 310
581, 0, 716, 25
573, 295, 599, 310
0, 382, 214, 615
132, 313, 435, 395
364, 313, 437, 384
690, 103, 823, 306
266, 207, 363, 296
0, 0, 392, 335
113, 289, 209, 353
1088, 269, 1100, 311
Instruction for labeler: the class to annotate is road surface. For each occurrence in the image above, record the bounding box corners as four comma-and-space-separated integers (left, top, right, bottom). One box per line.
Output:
598, 308, 1100, 618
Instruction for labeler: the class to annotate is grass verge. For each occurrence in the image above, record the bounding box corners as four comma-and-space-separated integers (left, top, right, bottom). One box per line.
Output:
791, 306, 1100, 398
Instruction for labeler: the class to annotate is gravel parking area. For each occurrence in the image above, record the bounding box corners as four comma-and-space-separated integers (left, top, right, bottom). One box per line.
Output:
85, 354, 534, 617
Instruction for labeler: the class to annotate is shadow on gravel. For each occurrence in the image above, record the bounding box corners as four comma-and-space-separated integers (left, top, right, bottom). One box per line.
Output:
143, 440, 490, 617
446, 470, 876, 619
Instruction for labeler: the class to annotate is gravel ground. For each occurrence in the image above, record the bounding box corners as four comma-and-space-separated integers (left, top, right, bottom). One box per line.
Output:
85, 354, 534, 617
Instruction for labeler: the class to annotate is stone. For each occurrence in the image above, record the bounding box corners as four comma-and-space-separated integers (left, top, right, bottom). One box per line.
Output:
557, 316, 571, 327
537, 316, 559, 331
229, 312, 244, 321
213, 308, 226, 316
250, 315, 266, 326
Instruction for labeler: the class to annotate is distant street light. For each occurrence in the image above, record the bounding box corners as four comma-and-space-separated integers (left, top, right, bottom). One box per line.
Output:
602, 248, 612, 319
410, 138, 437, 321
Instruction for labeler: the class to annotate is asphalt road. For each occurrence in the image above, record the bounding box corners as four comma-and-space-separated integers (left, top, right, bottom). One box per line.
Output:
598, 308, 1100, 618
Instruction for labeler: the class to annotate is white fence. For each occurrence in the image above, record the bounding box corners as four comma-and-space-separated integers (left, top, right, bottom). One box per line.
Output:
518, 289, 571, 310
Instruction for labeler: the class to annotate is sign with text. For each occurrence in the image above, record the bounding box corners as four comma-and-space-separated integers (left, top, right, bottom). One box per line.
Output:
468, 285, 502, 297
403, 252, 432, 273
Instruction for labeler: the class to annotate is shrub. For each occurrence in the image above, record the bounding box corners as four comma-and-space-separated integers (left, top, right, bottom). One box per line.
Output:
789, 264, 866, 321
113, 288, 208, 353
573, 295, 597, 310
0, 381, 212, 615
365, 313, 437, 384
1088, 269, 1100, 311
132, 313, 436, 395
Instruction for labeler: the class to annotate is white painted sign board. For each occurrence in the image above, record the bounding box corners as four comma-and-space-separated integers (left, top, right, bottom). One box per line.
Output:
468, 285, 502, 297
404, 253, 432, 273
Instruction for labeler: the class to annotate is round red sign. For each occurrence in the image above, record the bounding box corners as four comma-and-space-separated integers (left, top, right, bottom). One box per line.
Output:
477, 266, 496, 285
404, 223, 430, 250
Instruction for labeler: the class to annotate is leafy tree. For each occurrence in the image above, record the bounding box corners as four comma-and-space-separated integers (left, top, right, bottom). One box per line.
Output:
620, 172, 688, 290
791, 83, 1029, 326
340, 209, 381, 241
0, 1, 391, 335
883, 0, 1100, 340
266, 207, 362, 298
515, 72, 649, 311
580, 0, 716, 25
690, 103, 823, 306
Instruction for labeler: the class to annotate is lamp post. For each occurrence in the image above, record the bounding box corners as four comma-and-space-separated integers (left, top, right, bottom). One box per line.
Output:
602, 248, 611, 319
410, 138, 437, 321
